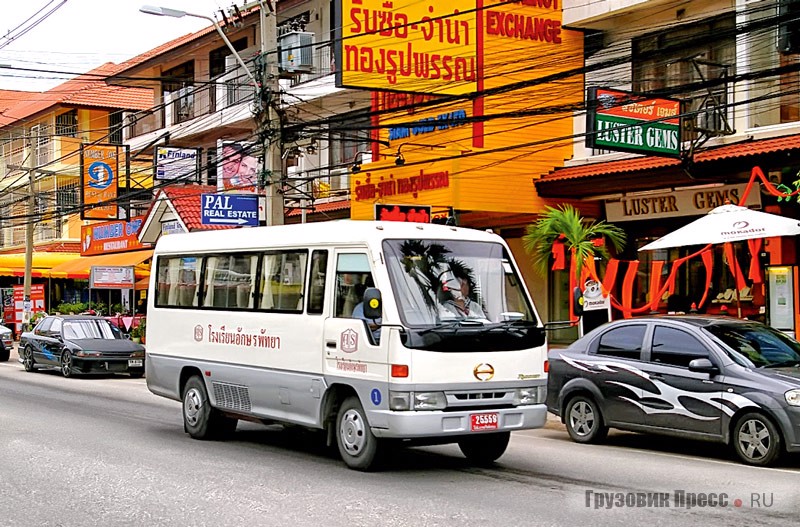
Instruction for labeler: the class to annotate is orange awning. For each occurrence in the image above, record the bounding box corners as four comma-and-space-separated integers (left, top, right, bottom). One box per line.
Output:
48, 250, 153, 279
0, 253, 80, 278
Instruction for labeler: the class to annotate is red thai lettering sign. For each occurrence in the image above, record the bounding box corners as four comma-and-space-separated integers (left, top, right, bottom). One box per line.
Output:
375, 204, 432, 223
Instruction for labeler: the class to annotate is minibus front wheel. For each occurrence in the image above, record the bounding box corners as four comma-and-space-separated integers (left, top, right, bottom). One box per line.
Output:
336, 396, 385, 471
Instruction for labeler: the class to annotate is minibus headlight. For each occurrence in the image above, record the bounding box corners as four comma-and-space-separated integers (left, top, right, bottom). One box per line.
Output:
413, 391, 446, 410
389, 391, 411, 411
785, 389, 800, 406
388, 391, 447, 410
514, 386, 545, 405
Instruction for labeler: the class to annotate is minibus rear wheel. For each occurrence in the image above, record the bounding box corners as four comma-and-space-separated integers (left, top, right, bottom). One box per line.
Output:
458, 432, 510, 466
336, 396, 384, 471
182, 375, 237, 440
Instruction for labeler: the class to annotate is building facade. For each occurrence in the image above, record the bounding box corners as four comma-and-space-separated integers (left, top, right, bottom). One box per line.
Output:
536, 0, 800, 338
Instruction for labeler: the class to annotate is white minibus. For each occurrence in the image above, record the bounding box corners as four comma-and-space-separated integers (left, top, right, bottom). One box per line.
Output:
146, 220, 548, 470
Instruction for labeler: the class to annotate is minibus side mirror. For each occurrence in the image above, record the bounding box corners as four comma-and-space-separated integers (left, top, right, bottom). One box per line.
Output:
363, 287, 382, 320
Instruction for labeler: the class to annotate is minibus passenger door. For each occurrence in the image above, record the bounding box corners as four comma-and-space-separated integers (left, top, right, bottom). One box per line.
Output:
323, 252, 387, 377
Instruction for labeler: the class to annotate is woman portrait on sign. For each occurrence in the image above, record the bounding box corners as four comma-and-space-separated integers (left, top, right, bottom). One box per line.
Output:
220, 142, 258, 191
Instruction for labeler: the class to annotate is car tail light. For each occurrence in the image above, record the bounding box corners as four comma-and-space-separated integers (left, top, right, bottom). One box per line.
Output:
543, 360, 549, 373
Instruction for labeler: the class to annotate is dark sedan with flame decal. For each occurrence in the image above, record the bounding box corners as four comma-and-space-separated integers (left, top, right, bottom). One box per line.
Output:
547, 316, 800, 466
20, 315, 145, 378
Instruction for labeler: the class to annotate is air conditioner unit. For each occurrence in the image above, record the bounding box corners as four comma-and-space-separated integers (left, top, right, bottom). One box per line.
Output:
279, 31, 314, 73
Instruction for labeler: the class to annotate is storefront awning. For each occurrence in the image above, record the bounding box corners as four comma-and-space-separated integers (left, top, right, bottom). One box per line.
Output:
0, 253, 81, 278
536, 134, 800, 198
48, 250, 154, 279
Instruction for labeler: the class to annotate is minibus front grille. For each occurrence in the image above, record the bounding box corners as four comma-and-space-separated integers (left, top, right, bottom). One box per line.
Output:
453, 392, 508, 401
212, 382, 252, 413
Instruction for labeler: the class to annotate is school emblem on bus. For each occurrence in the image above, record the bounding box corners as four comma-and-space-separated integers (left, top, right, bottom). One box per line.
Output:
340, 329, 358, 353
194, 325, 204, 342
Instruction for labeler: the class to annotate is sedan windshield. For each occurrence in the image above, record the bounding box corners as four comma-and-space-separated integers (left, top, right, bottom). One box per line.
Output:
383, 238, 536, 327
704, 323, 800, 368
63, 319, 118, 340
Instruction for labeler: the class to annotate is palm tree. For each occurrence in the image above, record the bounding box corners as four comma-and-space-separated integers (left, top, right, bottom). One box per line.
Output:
523, 204, 627, 279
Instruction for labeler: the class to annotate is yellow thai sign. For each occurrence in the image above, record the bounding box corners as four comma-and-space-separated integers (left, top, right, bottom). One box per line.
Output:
336, 1, 477, 95
350, 0, 583, 219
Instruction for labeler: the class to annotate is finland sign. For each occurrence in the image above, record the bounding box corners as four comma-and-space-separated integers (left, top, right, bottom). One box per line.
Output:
586, 87, 682, 158
201, 194, 259, 226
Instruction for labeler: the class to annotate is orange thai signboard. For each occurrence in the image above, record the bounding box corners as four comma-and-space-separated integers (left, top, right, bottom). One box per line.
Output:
80, 216, 150, 256
81, 144, 120, 219
349, 0, 583, 220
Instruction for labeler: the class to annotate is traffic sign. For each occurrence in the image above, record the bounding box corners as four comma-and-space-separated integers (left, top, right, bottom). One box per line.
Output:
201, 194, 259, 227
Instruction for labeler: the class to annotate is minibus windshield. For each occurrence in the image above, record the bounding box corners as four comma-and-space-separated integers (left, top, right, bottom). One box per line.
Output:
383, 239, 537, 328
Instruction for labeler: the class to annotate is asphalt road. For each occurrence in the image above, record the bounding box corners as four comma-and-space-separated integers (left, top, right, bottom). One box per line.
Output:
1, 347, 798, 527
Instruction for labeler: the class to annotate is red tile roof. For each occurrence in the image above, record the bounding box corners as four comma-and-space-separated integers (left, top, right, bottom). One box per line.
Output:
286, 200, 351, 217
0, 63, 152, 128
112, 7, 260, 76
540, 134, 800, 183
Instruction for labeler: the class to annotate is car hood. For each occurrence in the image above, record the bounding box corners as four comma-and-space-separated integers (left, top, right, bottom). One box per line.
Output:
0, 327, 11, 336
67, 339, 145, 352
754, 367, 800, 387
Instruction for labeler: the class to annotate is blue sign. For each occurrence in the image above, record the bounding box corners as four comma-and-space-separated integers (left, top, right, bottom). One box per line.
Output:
370, 389, 382, 406
88, 161, 114, 189
201, 194, 259, 226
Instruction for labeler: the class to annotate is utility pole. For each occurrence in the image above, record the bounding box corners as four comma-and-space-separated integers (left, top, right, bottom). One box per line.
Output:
23, 130, 36, 331
257, 1, 284, 226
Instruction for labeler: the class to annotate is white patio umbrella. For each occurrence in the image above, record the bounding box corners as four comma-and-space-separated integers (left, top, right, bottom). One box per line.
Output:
638, 204, 800, 251
639, 204, 800, 317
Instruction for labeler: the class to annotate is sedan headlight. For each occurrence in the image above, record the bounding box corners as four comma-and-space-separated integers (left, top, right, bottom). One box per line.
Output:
785, 389, 800, 406
74, 350, 102, 357
388, 391, 447, 411
514, 386, 546, 405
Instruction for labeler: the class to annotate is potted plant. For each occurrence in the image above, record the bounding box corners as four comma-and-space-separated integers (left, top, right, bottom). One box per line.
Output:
131, 318, 146, 344
129, 325, 141, 343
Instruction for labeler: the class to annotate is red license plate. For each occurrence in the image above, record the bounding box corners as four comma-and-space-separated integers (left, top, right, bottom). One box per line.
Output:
470, 412, 499, 431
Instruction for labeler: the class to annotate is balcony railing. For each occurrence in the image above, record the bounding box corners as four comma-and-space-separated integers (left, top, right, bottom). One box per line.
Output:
127, 69, 256, 140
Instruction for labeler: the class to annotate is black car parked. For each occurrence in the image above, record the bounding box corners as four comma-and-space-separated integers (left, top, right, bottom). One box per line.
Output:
547, 316, 800, 466
20, 315, 145, 378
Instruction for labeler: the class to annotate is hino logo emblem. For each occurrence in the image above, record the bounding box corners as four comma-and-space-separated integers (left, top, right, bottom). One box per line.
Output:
473, 363, 495, 381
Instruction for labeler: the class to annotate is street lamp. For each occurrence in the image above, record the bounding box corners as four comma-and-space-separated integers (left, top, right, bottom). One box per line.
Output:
139, 5, 258, 86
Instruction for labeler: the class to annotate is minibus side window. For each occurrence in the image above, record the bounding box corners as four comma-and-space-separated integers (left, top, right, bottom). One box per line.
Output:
202, 254, 258, 309
307, 250, 328, 315
259, 251, 308, 312
156, 256, 202, 307
334, 253, 373, 318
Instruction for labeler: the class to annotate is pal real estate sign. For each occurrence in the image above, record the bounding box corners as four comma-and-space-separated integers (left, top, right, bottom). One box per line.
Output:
586, 88, 682, 157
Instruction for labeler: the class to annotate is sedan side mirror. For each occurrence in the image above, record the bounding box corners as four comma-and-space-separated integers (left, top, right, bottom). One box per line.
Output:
688, 358, 720, 375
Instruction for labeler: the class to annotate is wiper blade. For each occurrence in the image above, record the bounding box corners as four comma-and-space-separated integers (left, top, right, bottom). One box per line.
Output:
762, 360, 800, 368
418, 319, 485, 335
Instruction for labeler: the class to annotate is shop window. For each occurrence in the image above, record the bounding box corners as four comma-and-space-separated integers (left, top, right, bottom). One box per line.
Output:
209, 38, 248, 77
55, 110, 78, 137
632, 14, 735, 140
329, 111, 371, 168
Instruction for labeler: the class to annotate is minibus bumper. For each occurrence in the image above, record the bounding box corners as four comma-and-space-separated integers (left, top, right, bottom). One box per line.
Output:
369, 404, 548, 438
